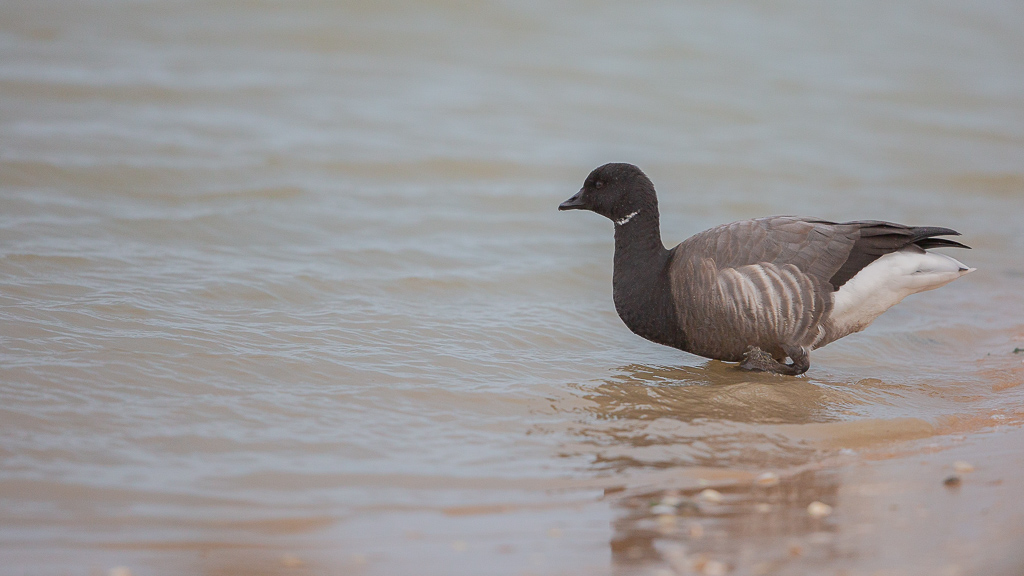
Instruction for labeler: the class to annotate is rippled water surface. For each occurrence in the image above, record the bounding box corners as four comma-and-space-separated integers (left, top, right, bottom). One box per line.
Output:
2, 0, 1023, 574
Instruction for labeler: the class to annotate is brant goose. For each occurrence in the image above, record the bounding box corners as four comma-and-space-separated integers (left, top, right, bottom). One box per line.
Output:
559, 163, 973, 375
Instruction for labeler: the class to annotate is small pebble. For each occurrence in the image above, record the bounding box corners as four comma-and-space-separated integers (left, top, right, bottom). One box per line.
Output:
953, 461, 975, 473
280, 554, 304, 568
943, 475, 962, 488
676, 499, 701, 515
698, 489, 724, 503
807, 501, 833, 518
660, 494, 684, 507
754, 472, 780, 487
687, 521, 704, 539
651, 504, 677, 515
754, 503, 772, 513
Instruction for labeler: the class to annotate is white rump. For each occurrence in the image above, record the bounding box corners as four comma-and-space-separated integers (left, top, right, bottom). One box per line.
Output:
829, 249, 974, 337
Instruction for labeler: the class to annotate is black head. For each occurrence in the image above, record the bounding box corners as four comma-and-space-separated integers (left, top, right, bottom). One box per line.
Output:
558, 163, 658, 223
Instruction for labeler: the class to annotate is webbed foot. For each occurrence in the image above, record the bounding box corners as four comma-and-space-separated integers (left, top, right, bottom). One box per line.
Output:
739, 346, 780, 372
739, 345, 809, 376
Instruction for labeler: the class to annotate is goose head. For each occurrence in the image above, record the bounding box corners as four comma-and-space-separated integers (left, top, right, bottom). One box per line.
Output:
559, 163, 658, 225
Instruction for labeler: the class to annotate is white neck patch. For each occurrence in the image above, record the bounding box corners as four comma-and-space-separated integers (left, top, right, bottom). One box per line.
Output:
615, 210, 640, 226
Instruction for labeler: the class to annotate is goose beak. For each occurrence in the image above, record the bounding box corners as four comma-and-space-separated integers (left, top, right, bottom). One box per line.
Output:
559, 189, 586, 211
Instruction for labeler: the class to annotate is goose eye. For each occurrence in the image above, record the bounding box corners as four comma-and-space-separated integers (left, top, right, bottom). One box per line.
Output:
594, 180, 603, 189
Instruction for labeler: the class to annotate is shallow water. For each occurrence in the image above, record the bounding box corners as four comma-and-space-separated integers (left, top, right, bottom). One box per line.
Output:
1, 0, 1023, 574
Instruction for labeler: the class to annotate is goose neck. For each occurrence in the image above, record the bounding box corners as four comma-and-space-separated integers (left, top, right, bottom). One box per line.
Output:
613, 209, 667, 263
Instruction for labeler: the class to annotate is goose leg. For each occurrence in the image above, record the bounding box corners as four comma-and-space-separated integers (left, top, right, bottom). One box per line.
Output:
739, 345, 810, 376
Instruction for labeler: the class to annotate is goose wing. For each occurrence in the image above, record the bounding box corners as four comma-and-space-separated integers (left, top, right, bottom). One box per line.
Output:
666, 217, 967, 360
682, 216, 967, 290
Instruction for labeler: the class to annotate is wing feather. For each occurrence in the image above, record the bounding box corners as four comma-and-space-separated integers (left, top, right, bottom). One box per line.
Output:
675, 216, 967, 290
667, 216, 968, 359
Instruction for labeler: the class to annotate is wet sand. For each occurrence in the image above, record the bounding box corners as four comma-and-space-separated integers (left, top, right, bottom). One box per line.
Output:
603, 392, 1024, 576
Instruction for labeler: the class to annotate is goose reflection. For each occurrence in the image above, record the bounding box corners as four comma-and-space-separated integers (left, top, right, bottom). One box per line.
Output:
562, 364, 869, 474
587, 362, 848, 425
607, 470, 842, 574
567, 365, 853, 574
